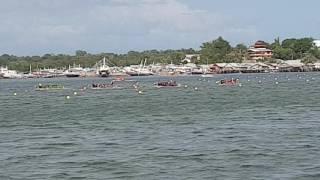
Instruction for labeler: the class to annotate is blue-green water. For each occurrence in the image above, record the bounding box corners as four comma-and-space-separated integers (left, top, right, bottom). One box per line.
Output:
1, 73, 320, 179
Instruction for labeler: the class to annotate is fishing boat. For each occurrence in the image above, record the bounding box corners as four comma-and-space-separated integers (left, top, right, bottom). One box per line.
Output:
0, 66, 23, 79
64, 64, 83, 78
65, 72, 81, 77
154, 80, 181, 88
35, 84, 65, 91
91, 83, 115, 90
200, 60, 214, 77
191, 68, 204, 75
96, 57, 110, 77
201, 73, 214, 78
23, 65, 36, 78
201, 67, 214, 77
217, 78, 240, 86
125, 59, 153, 76
91, 79, 137, 90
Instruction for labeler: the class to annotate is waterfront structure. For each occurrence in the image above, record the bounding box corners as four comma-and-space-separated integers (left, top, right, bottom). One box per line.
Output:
248, 41, 273, 60
2, 60, 320, 79
277, 60, 307, 72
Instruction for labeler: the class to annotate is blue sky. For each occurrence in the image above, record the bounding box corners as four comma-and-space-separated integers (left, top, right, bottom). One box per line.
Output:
0, 0, 319, 55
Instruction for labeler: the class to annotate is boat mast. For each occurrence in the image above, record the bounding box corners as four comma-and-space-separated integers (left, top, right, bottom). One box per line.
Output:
143, 58, 147, 68
103, 57, 106, 68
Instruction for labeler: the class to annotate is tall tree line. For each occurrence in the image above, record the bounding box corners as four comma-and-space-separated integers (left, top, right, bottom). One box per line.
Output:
1, 37, 319, 72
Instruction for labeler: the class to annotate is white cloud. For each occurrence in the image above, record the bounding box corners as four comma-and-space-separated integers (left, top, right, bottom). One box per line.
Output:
0, 0, 257, 55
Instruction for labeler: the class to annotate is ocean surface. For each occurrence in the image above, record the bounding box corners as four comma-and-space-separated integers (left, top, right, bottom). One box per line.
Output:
1, 73, 320, 180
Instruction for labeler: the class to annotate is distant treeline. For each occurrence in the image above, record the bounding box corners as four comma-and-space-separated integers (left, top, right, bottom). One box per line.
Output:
1, 37, 319, 72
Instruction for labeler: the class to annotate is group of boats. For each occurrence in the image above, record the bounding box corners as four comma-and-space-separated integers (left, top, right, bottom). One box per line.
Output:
1, 56, 222, 79
0, 65, 87, 79
34, 76, 240, 91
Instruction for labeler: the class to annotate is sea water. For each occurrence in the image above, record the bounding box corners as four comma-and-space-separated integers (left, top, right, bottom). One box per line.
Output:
1, 73, 320, 179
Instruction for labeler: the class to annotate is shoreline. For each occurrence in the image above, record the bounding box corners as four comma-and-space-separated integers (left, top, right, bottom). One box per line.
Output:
1, 71, 319, 80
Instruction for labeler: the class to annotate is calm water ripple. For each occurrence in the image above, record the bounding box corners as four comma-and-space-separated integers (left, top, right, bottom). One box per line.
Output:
1, 73, 320, 179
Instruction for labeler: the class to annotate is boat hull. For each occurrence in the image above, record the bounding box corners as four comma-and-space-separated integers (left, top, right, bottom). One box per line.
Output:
36, 88, 65, 91
154, 84, 181, 88
127, 73, 153, 76
201, 74, 214, 78
98, 70, 110, 77
66, 74, 80, 78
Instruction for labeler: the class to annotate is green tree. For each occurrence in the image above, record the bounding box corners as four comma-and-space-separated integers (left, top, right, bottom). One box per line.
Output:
235, 43, 247, 52
302, 53, 318, 64
309, 47, 320, 59
200, 36, 231, 63
294, 38, 314, 58
75, 50, 87, 56
281, 38, 314, 59
272, 47, 294, 60
225, 51, 243, 63
271, 37, 281, 49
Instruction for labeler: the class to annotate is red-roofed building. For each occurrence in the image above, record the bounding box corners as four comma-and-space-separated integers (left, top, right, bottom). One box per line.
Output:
248, 41, 273, 60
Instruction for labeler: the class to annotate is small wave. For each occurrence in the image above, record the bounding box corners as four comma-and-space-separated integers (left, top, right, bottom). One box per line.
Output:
145, 147, 158, 151
192, 130, 203, 134
226, 149, 242, 153
240, 164, 271, 169
296, 173, 320, 178
45, 142, 78, 146
97, 142, 120, 146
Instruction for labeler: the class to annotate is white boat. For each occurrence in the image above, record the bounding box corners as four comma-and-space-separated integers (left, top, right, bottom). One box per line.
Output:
65, 71, 81, 77
64, 64, 83, 77
0, 66, 22, 79
23, 65, 36, 78
201, 70, 215, 77
200, 60, 214, 77
191, 68, 204, 75
201, 74, 214, 78
126, 69, 153, 76
96, 57, 111, 77
125, 59, 153, 76
110, 69, 129, 77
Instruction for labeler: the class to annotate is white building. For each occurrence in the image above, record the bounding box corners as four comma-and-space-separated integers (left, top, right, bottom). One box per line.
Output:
313, 40, 320, 48
181, 54, 200, 63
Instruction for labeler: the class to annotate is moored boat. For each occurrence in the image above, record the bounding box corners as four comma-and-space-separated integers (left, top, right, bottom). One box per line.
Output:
154, 80, 181, 88
201, 73, 214, 78
191, 68, 204, 75
0, 66, 23, 79
91, 83, 115, 90
126, 70, 153, 76
96, 57, 111, 77
217, 78, 240, 86
35, 84, 65, 91
65, 72, 81, 77
64, 64, 83, 77
125, 59, 153, 76
91, 79, 137, 90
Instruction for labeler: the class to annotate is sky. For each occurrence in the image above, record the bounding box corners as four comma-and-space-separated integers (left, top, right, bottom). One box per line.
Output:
0, 0, 319, 56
